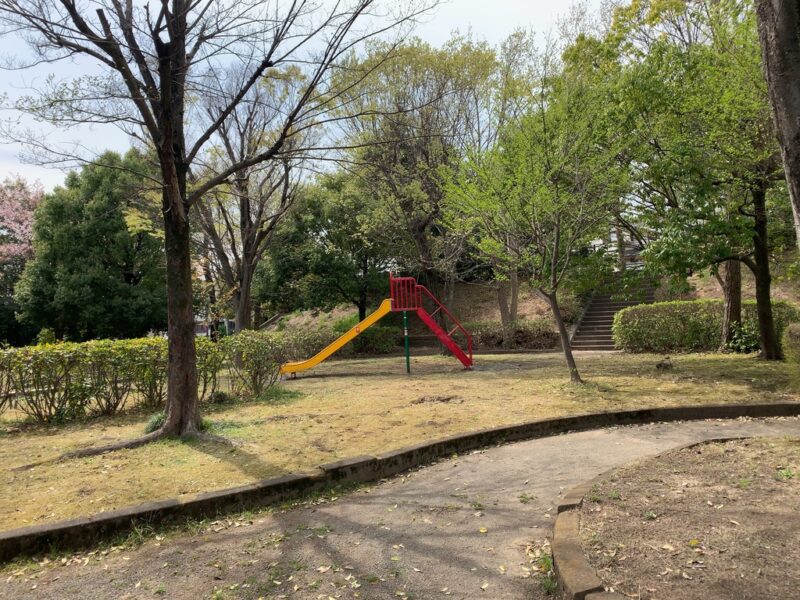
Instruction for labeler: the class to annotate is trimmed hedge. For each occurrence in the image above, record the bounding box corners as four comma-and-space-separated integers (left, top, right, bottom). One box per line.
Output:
224, 331, 285, 398
465, 319, 558, 350
4, 342, 91, 423
783, 323, 800, 386
613, 300, 800, 353
0, 320, 400, 424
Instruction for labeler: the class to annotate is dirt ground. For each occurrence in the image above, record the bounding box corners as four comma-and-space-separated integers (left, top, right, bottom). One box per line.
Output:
580, 437, 800, 600
0, 352, 795, 533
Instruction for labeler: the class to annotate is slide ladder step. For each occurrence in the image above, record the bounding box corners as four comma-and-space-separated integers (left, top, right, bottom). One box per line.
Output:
417, 308, 473, 369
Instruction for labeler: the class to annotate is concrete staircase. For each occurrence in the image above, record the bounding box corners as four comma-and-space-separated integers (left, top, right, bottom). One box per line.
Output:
571, 287, 655, 351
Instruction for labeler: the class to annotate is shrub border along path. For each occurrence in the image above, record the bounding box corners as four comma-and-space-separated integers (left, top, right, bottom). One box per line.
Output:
1, 402, 799, 563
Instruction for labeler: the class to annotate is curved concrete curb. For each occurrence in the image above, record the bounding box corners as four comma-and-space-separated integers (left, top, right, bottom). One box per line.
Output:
552, 437, 751, 600
1, 402, 798, 563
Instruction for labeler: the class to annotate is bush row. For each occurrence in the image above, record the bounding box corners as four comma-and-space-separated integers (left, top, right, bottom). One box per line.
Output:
783, 323, 800, 386
464, 319, 558, 350
612, 299, 800, 353
0, 326, 361, 424
332, 315, 401, 354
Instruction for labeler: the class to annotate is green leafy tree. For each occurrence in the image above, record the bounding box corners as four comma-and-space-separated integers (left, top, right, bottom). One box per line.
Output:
335, 36, 499, 302
608, 0, 788, 358
16, 151, 167, 340
257, 174, 391, 320
447, 39, 624, 382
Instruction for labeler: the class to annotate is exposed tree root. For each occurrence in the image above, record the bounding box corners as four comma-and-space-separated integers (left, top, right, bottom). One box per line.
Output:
59, 429, 168, 460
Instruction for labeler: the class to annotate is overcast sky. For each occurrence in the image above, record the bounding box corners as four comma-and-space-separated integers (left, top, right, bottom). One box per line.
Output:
0, 0, 603, 190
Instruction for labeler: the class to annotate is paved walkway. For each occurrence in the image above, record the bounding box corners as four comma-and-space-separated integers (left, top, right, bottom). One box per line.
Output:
3, 416, 800, 600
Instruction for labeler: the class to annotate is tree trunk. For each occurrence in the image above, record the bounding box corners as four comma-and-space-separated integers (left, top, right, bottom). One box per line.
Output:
161, 205, 201, 435
497, 279, 514, 349
202, 259, 218, 341
615, 224, 627, 271
253, 303, 262, 329
358, 258, 368, 321
751, 182, 783, 359
357, 292, 368, 321
510, 270, 519, 323
234, 266, 253, 331
719, 259, 742, 349
756, 0, 800, 251
544, 289, 583, 383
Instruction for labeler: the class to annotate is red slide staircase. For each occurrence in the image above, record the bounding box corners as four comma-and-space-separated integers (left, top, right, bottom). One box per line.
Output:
390, 275, 473, 369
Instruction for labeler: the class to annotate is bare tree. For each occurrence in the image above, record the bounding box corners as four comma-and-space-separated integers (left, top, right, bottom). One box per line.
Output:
0, 0, 436, 446
194, 67, 303, 331
756, 0, 800, 251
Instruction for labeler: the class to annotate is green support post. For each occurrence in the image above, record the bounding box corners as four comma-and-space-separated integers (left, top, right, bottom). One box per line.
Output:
403, 310, 411, 374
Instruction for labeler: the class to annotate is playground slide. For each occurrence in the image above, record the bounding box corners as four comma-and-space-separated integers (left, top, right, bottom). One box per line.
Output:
279, 299, 393, 375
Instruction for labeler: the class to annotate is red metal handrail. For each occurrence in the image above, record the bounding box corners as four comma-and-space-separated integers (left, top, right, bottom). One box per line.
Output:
389, 274, 473, 365
389, 275, 421, 311
416, 284, 473, 363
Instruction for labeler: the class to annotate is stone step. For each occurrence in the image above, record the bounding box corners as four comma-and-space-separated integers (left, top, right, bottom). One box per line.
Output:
588, 303, 641, 311
580, 318, 615, 325
571, 344, 617, 351
592, 295, 655, 303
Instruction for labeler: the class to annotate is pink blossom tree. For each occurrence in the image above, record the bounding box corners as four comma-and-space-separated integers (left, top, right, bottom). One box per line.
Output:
0, 177, 42, 262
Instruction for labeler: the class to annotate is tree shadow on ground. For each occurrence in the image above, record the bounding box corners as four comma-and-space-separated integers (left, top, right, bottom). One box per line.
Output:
185, 435, 283, 481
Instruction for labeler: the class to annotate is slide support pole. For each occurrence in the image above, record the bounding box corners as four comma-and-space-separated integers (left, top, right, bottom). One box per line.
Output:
403, 310, 411, 374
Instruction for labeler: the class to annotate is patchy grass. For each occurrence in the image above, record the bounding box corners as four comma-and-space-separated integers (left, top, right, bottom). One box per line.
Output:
0, 351, 796, 532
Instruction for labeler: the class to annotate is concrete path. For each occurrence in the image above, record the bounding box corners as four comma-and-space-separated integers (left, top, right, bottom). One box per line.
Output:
3, 416, 799, 600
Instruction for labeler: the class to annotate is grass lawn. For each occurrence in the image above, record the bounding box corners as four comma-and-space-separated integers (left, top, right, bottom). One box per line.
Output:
0, 351, 796, 533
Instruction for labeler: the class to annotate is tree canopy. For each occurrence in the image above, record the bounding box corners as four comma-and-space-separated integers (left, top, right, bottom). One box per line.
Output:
16, 151, 167, 341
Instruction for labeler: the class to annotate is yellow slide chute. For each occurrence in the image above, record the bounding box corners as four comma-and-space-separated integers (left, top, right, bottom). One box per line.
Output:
279, 299, 393, 376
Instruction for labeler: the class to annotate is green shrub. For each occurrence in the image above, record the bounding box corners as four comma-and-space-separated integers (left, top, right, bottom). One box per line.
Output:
353, 326, 401, 354
727, 320, 761, 354
465, 319, 558, 350
84, 340, 135, 416
5, 342, 91, 423
223, 331, 285, 397
208, 390, 232, 405
613, 300, 800, 353
129, 338, 168, 409
279, 327, 340, 361
332, 314, 360, 335
783, 323, 800, 386
331, 315, 399, 354
144, 411, 165, 434
36, 328, 57, 345
196, 337, 225, 402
